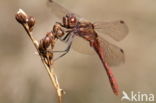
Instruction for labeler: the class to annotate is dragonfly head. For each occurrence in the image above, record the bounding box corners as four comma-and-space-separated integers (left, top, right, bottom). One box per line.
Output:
63, 13, 78, 28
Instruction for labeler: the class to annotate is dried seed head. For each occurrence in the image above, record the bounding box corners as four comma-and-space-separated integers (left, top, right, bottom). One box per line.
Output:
57, 29, 64, 38
27, 16, 35, 31
15, 9, 28, 24
46, 51, 53, 66
43, 36, 51, 49
47, 51, 53, 61
53, 24, 64, 38
53, 23, 61, 33
38, 39, 45, 52
46, 32, 53, 37
45, 32, 55, 48
38, 32, 53, 53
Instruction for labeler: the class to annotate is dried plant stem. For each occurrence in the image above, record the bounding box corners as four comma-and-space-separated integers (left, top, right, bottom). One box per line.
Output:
22, 23, 64, 103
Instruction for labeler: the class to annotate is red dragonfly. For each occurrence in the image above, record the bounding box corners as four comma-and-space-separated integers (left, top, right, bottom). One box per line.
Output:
47, 0, 129, 95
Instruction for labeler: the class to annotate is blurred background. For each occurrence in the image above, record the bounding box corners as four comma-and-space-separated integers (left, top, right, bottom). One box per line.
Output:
0, 0, 156, 103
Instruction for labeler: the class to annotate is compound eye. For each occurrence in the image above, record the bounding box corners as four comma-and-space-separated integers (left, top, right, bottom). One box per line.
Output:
63, 16, 68, 27
70, 17, 76, 24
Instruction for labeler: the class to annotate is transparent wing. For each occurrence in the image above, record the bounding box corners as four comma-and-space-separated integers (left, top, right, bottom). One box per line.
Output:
71, 36, 125, 66
97, 36, 125, 66
47, 0, 80, 20
71, 36, 95, 55
94, 20, 129, 41
71, 20, 128, 55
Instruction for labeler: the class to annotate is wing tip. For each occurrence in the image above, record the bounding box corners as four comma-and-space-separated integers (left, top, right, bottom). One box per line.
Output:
120, 20, 125, 24
48, 0, 53, 3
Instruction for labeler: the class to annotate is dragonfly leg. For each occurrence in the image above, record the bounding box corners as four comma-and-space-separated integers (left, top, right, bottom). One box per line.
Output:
52, 50, 68, 53
53, 41, 72, 61
52, 29, 74, 61
56, 22, 64, 27
59, 33, 69, 42
58, 30, 73, 42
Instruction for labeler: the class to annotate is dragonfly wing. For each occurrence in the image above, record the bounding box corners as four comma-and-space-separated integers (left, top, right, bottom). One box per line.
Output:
71, 35, 125, 67
71, 36, 95, 55
47, 0, 80, 20
94, 20, 129, 41
57, 34, 125, 66
47, 0, 71, 19
97, 36, 125, 66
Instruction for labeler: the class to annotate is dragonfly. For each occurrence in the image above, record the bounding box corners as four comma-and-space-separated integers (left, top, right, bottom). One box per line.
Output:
47, 0, 129, 95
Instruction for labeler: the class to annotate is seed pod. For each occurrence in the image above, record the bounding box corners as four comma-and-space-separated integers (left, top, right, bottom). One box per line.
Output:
27, 16, 35, 31
15, 9, 28, 24
43, 36, 51, 49
47, 51, 53, 65
53, 24, 64, 38
45, 32, 55, 49
38, 39, 45, 53
46, 32, 53, 37
57, 29, 64, 38
38, 32, 54, 55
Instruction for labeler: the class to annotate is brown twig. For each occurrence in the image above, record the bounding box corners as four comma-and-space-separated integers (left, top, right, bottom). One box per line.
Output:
15, 9, 64, 103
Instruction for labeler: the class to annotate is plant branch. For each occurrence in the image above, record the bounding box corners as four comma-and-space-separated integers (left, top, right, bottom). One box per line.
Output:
15, 9, 64, 103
